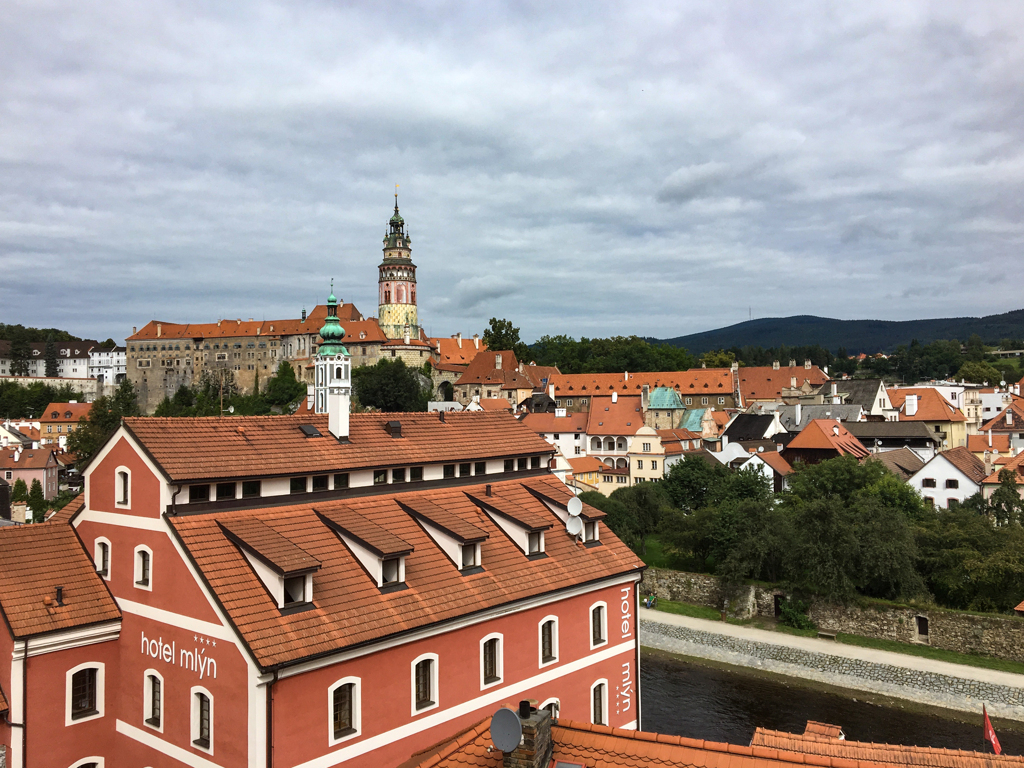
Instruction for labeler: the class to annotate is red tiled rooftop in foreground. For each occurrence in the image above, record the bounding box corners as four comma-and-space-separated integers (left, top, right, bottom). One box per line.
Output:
785, 420, 870, 458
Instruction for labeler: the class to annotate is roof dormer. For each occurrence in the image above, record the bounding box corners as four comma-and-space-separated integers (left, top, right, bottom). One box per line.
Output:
467, 488, 552, 559
219, 518, 321, 612
316, 504, 413, 591
399, 498, 489, 574
525, 485, 607, 548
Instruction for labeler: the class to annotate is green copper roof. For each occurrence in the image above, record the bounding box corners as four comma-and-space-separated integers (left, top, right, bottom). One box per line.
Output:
648, 387, 685, 409
317, 282, 348, 357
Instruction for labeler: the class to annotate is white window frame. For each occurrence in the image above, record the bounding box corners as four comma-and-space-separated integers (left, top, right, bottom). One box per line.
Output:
479, 633, 503, 690
590, 601, 608, 650
143, 668, 164, 733
410, 652, 439, 716
538, 615, 559, 668
94, 537, 112, 581
134, 545, 153, 591
65, 662, 105, 726
590, 678, 608, 725
115, 465, 131, 508
190, 685, 214, 755
539, 697, 560, 720
327, 676, 361, 746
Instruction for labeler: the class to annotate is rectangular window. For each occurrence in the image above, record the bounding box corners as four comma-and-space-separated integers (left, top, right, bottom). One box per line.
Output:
592, 605, 605, 645
410, 467, 423, 482
118, 471, 130, 505
922, 478, 936, 488
136, 550, 150, 586
459, 463, 471, 477
517, 457, 527, 471
189, 484, 210, 503
216, 482, 235, 501
242, 480, 261, 498
146, 675, 161, 727
474, 461, 486, 475
585, 521, 598, 541
284, 576, 306, 605
334, 473, 349, 489
593, 683, 605, 725
531, 456, 541, 469
462, 544, 477, 568
652, 460, 658, 470
443, 464, 456, 479
382, 557, 401, 585
312, 474, 329, 492
637, 460, 643, 470
566, 399, 573, 406
642, 442, 651, 452
415, 659, 434, 710
945, 478, 959, 489
333, 683, 355, 738
702, 397, 709, 405
528, 531, 542, 554
504, 459, 514, 472
71, 668, 98, 720
575, 446, 581, 455
372, 469, 387, 485
685, 397, 692, 405
290, 476, 308, 494
483, 638, 500, 684
194, 692, 211, 749
392, 467, 406, 483
541, 620, 555, 663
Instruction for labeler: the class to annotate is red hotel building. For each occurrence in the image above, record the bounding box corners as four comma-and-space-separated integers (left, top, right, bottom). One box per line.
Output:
0, 293, 645, 768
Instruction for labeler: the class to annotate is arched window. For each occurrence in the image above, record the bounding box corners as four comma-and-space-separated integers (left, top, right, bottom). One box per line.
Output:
539, 698, 560, 720
191, 686, 213, 753
66, 662, 105, 725
480, 633, 503, 688
134, 546, 152, 590
539, 615, 558, 667
590, 602, 607, 649
144, 669, 163, 732
591, 679, 608, 725
115, 466, 131, 507
411, 653, 439, 715
328, 676, 361, 745
94, 538, 111, 580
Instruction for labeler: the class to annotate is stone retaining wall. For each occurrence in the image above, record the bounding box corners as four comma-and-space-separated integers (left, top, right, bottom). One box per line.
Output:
641, 568, 1024, 662
641, 618, 1024, 720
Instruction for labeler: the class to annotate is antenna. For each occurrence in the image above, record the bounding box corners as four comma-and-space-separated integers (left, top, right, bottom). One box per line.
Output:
566, 516, 583, 537
490, 707, 522, 753
567, 496, 582, 517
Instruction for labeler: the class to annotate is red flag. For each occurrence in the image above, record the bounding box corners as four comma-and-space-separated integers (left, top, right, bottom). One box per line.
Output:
984, 705, 1002, 755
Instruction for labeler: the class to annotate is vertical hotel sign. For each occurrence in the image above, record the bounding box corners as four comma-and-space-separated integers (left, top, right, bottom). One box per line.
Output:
615, 584, 633, 717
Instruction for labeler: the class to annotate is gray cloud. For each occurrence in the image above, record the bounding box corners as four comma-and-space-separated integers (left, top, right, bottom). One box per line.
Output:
2, 0, 1023, 345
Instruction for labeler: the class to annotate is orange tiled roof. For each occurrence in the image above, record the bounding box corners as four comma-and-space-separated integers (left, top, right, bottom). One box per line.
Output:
47, 494, 84, 524
981, 400, 1024, 432
169, 475, 643, 669
455, 351, 535, 390
521, 364, 560, 389
549, 369, 733, 397
758, 450, 794, 476
586, 396, 644, 436
478, 398, 513, 412
983, 452, 1024, 484
126, 304, 363, 342
968, 434, 1012, 453
120, 412, 554, 482
785, 420, 870, 457
711, 411, 731, 427
567, 456, 605, 474
341, 320, 389, 345
889, 388, 967, 423
937, 447, 988, 485
0, 523, 121, 638
1016, 599, 1024, 612
739, 364, 829, 401
0, 446, 59, 470
40, 402, 92, 424
657, 428, 704, 456
401, 717, 899, 768
750, 724, 1024, 768
381, 338, 434, 348
521, 412, 589, 434
430, 337, 488, 366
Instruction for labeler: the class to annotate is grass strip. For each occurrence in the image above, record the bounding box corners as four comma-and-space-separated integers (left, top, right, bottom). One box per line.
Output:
835, 633, 1024, 676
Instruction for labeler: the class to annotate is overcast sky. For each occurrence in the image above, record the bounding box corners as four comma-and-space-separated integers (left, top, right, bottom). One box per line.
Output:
3, 2, 1023, 345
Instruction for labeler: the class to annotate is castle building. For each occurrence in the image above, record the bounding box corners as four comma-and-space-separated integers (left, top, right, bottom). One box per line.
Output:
0, 288, 643, 768
377, 194, 419, 342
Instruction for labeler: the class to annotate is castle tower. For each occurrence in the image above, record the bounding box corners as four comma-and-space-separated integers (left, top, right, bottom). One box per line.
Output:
378, 193, 418, 340
314, 283, 351, 440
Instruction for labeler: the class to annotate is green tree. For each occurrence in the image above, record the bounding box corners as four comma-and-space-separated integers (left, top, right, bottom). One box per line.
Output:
27, 479, 46, 523
989, 469, 1024, 526
481, 318, 531, 362
352, 358, 428, 412
10, 478, 28, 503
66, 379, 141, 467
698, 349, 736, 368
264, 362, 306, 408
955, 361, 1002, 385
44, 334, 59, 378
606, 482, 673, 554
9, 337, 29, 377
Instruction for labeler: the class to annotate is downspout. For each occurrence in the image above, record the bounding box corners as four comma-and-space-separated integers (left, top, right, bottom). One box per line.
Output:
633, 582, 642, 732
266, 670, 278, 768
169, 484, 183, 516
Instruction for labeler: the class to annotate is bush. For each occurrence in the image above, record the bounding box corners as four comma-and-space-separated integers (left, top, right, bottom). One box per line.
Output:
779, 599, 816, 631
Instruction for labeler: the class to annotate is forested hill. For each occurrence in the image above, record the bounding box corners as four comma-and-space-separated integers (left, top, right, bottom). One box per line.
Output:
659, 309, 1024, 355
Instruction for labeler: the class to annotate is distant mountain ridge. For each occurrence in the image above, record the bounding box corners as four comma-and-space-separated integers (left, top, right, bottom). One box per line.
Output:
658, 309, 1024, 355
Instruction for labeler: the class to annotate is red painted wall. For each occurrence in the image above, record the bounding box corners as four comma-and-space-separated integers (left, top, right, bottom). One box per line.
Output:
88, 436, 164, 518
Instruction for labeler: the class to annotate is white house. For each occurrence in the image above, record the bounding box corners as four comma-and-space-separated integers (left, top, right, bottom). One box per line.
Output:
88, 345, 126, 388
908, 446, 988, 508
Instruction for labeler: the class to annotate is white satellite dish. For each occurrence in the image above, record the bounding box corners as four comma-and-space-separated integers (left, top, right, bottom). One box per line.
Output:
566, 516, 584, 537
567, 496, 582, 517
490, 707, 522, 753
228, 406, 235, 414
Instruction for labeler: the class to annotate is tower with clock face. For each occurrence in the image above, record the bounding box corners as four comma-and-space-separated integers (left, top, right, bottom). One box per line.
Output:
378, 194, 419, 340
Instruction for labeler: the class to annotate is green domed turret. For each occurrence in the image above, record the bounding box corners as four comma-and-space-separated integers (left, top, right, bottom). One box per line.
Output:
317, 281, 348, 357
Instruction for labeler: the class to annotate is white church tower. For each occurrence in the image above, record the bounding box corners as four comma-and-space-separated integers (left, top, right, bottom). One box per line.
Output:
314, 283, 352, 440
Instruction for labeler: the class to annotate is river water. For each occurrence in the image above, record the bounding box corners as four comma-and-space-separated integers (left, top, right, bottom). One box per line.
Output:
641, 651, 1024, 755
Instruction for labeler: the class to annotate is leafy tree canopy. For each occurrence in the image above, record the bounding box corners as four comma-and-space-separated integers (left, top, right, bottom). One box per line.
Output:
0, 380, 86, 420
481, 318, 531, 362
66, 379, 141, 467
352, 358, 429, 412
0, 324, 80, 343
955, 360, 1003, 385
27, 479, 47, 523
698, 349, 736, 368
530, 334, 695, 374
10, 478, 28, 503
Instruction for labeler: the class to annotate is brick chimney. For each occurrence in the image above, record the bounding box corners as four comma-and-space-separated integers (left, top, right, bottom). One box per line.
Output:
503, 702, 553, 768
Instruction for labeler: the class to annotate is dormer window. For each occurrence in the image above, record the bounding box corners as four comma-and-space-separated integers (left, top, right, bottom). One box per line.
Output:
399, 498, 488, 573
284, 576, 306, 605
528, 531, 543, 555
461, 543, 478, 568
317, 505, 413, 590
219, 519, 321, 611
381, 557, 402, 585
469, 490, 552, 559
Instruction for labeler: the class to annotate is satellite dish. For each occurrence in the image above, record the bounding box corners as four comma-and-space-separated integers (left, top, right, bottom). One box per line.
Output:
567, 497, 582, 517
566, 516, 584, 537
490, 707, 522, 753
228, 406, 235, 414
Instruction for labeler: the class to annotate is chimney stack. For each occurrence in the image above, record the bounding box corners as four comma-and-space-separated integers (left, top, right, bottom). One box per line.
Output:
455, 332, 463, 348
473, 334, 480, 349
132, 326, 137, 334
804, 359, 812, 369
789, 359, 796, 368
795, 403, 802, 425
773, 360, 780, 370
495, 354, 502, 369
988, 429, 993, 447
502, 704, 553, 768
156, 323, 162, 338
790, 376, 797, 387
548, 384, 555, 399
905, 394, 918, 417
641, 384, 650, 411
612, 391, 618, 403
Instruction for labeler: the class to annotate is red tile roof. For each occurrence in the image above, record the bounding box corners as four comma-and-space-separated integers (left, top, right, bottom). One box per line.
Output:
341, 320, 389, 344
586, 396, 644, 436
983, 451, 1024, 484
120, 412, 554, 482
521, 412, 589, 434
220, 518, 321, 575
127, 304, 363, 342
967, 434, 1012, 453
40, 402, 92, 424
1016, 599, 1024, 612
657, 429, 704, 456
567, 456, 605, 474
549, 369, 733, 397
739, 364, 829, 401
430, 337, 488, 366
758, 450, 794, 476
47, 494, 84, 524
981, 400, 1024, 432
401, 717, 900, 768
0, 446, 59, 470
478, 398, 513, 412
168, 475, 644, 669
750, 724, 1024, 768
785, 420, 870, 457
937, 447, 988, 484
888, 388, 967, 423
521, 364, 560, 389
0, 523, 121, 638
455, 351, 535, 390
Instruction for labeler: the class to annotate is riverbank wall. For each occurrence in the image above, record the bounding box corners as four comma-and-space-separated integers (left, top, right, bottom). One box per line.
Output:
640, 567, 1024, 662
641, 610, 1024, 721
